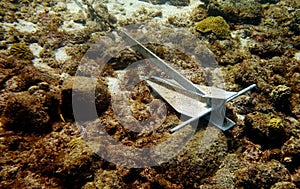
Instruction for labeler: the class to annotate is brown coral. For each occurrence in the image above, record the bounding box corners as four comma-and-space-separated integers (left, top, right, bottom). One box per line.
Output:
8, 43, 34, 60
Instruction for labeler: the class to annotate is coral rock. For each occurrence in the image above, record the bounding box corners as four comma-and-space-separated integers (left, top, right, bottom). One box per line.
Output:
207, 0, 262, 25
271, 182, 297, 189
269, 85, 291, 106
139, 0, 190, 6
282, 137, 300, 164
8, 43, 34, 60
195, 16, 231, 39
245, 112, 287, 148
161, 126, 228, 188
61, 76, 110, 121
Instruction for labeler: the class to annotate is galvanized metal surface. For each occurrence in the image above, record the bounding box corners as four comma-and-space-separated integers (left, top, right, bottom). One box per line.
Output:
118, 31, 256, 133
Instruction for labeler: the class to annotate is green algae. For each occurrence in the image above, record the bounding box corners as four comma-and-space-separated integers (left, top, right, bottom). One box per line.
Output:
195, 16, 230, 38
267, 118, 284, 129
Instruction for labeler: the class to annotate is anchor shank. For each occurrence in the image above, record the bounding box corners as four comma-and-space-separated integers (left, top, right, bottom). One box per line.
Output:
119, 30, 207, 96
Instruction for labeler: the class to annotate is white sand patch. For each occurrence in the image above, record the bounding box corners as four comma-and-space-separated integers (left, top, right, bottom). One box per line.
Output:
60, 72, 71, 81
29, 43, 43, 57
61, 1, 87, 32
67, 0, 85, 13
55, 47, 71, 62
60, 20, 85, 32
105, 0, 203, 22
33, 58, 65, 80
2, 19, 38, 33
107, 70, 126, 93
55, 2, 67, 11
15, 19, 38, 33
32, 58, 53, 69
1, 22, 16, 32
295, 52, 300, 61
231, 30, 249, 49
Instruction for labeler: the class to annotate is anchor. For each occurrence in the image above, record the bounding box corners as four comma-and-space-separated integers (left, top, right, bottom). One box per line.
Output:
119, 30, 256, 133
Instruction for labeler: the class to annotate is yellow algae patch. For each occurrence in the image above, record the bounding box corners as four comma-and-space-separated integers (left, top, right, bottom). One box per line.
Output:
195, 16, 231, 38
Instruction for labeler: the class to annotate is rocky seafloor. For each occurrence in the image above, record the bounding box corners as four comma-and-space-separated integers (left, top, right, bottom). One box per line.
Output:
0, 0, 300, 188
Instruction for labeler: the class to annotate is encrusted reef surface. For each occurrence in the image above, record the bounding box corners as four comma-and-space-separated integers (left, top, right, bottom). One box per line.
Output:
0, 0, 300, 188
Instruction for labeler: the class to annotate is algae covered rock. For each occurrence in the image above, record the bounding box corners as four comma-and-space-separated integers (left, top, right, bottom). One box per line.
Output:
245, 112, 287, 148
8, 43, 34, 60
255, 160, 291, 188
0, 63, 60, 134
198, 149, 291, 188
161, 126, 228, 188
82, 170, 126, 189
271, 182, 297, 189
1, 90, 57, 133
195, 16, 230, 38
0, 122, 83, 188
56, 137, 96, 184
290, 9, 300, 35
248, 40, 285, 59
267, 117, 284, 129
207, 0, 262, 25
61, 76, 110, 121
139, 0, 168, 5
281, 137, 300, 165
139, 0, 190, 6
0, 51, 60, 134
269, 85, 291, 108
260, 0, 280, 3
200, 154, 245, 188
236, 160, 291, 188
169, 0, 190, 6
